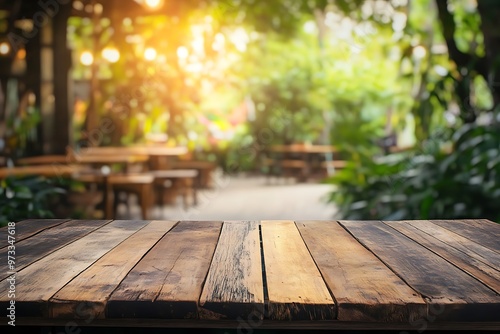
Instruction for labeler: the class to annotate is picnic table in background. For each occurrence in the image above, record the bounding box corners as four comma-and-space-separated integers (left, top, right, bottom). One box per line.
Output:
3, 146, 202, 219
80, 146, 188, 170
0, 164, 84, 179
1, 219, 498, 330
0, 145, 201, 221
16, 155, 71, 166
265, 144, 345, 181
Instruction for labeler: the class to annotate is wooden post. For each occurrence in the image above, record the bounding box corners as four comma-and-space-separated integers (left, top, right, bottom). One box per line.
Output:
25, 26, 43, 155
51, 3, 72, 154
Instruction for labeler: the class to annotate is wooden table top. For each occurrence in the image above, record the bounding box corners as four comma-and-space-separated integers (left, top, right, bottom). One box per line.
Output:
0, 164, 84, 179
15, 155, 71, 166
73, 153, 150, 165
269, 144, 338, 154
1, 219, 498, 330
81, 146, 188, 156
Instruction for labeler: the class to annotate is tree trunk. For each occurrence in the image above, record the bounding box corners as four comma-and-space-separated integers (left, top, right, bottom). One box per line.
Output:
436, 0, 500, 121
477, 0, 500, 109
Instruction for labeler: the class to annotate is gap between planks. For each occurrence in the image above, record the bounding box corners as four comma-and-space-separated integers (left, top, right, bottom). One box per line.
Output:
296, 220, 426, 322
198, 221, 264, 320
260, 220, 336, 320
339, 220, 500, 322
50, 220, 180, 319
383, 220, 500, 295
336, 220, 424, 301
0, 219, 71, 249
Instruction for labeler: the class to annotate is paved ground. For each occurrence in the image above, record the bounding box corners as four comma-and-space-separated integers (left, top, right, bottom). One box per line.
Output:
118, 173, 338, 221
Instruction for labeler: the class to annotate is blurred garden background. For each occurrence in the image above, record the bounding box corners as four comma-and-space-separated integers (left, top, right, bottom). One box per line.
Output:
1, 0, 500, 225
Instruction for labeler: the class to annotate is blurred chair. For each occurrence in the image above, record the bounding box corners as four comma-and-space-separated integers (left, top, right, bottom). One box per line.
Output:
106, 174, 155, 220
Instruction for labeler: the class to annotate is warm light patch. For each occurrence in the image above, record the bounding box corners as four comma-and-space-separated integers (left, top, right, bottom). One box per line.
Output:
80, 51, 94, 66
17, 48, 26, 59
144, 47, 157, 61
94, 3, 103, 15
145, 0, 162, 9
102, 47, 120, 63
0, 42, 10, 55
177, 46, 189, 59
412, 45, 427, 60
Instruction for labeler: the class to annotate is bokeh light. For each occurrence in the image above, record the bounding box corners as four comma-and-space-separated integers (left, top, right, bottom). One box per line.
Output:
177, 46, 189, 60
145, 0, 162, 9
144, 47, 157, 61
102, 47, 120, 63
413, 45, 427, 60
0, 42, 11, 55
16, 48, 26, 59
80, 51, 94, 66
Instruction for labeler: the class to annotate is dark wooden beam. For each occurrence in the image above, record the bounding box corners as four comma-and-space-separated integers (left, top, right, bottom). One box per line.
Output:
52, 2, 72, 154
25, 25, 43, 155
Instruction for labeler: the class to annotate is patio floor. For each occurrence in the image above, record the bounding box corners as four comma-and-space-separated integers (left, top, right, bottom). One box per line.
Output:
116, 173, 338, 221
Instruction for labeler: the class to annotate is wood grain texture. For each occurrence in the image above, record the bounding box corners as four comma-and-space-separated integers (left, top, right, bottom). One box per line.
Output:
50, 220, 177, 319
296, 220, 426, 322
0, 220, 111, 280
3, 219, 500, 328
0, 220, 150, 317
385, 220, 500, 293
430, 219, 500, 253
199, 221, 264, 320
107, 221, 222, 319
339, 220, 500, 322
261, 220, 335, 320
0, 219, 69, 249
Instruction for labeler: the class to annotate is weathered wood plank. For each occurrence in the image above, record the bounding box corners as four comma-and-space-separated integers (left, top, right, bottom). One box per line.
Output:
0, 219, 150, 317
261, 220, 335, 320
296, 220, 426, 322
107, 221, 222, 319
385, 220, 500, 294
199, 221, 264, 320
340, 220, 500, 322
403, 221, 500, 267
0, 219, 69, 249
0, 220, 111, 281
50, 220, 177, 319
430, 220, 500, 253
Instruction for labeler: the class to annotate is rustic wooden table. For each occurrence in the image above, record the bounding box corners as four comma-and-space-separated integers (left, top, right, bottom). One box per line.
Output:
0, 219, 498, 330
267, 144, 340, 181
0, 164, 84, 179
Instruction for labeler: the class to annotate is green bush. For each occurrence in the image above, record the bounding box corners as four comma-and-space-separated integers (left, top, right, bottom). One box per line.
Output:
328, 124, 500, 222
0, 176, 67, 227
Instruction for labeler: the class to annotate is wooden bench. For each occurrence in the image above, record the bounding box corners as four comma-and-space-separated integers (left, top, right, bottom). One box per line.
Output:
172, 160, 216, 188
105, 174, 154, 220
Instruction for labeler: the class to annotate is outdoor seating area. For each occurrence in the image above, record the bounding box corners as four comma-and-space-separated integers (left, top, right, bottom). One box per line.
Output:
1, 142, 346, 220
262, 144, 346, 182
0, 145, 215, 220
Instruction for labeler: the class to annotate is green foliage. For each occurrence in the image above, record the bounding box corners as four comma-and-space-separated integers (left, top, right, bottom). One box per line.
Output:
329, 124, 500, 222
63, 0, 500, 222
0, 176, 67, 227
232, 15, 404, 169
4, 107, 41, 157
